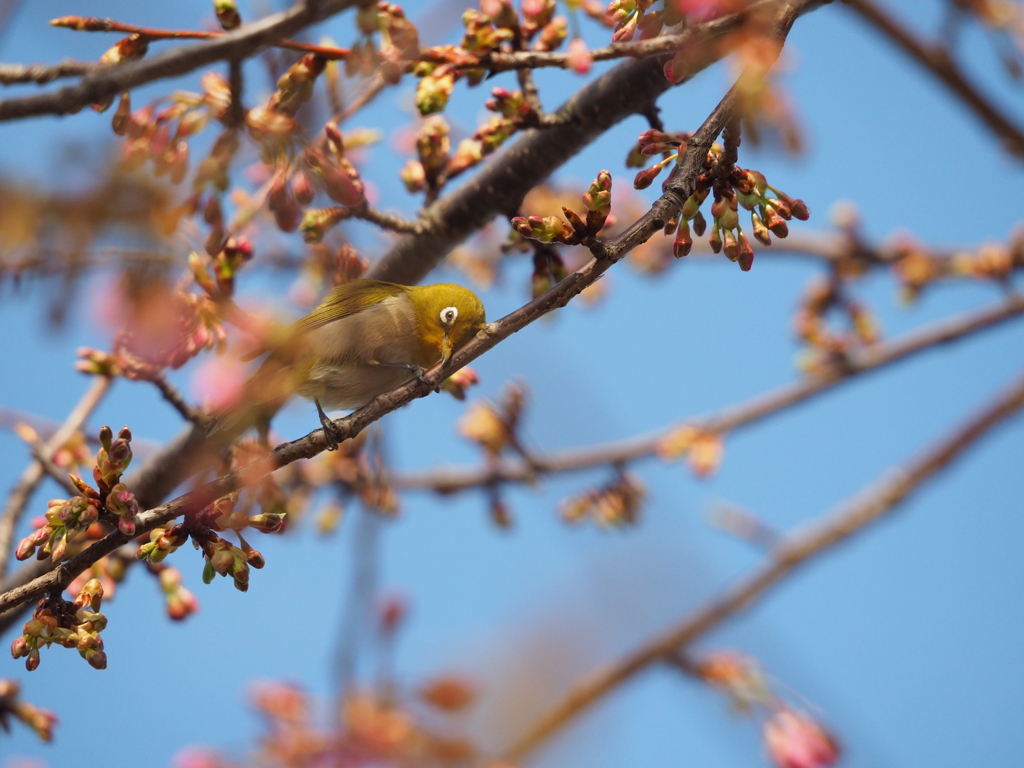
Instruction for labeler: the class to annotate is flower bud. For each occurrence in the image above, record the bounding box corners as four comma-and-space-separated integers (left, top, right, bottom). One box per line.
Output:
673, 219, 692, 258
737, 232, 755, 271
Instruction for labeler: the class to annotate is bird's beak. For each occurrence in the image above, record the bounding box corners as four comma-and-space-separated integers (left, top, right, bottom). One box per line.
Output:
440, 334, 454, 364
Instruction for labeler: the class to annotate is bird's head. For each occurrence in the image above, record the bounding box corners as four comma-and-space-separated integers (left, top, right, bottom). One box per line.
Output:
409, 283, 486, 364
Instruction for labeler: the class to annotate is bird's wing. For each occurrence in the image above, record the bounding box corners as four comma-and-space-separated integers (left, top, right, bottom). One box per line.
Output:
240, 280, 409, 362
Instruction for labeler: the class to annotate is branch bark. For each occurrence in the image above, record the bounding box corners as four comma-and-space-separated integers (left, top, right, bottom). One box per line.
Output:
501, 367, 1024, 762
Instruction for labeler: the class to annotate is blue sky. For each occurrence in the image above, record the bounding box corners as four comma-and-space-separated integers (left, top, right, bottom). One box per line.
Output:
1, 1, 1024, 767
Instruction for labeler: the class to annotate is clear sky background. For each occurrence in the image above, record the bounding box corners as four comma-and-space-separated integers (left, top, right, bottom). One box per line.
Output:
2, 1, 1023, 767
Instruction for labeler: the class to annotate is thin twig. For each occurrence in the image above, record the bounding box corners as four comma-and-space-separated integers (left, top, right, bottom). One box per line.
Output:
0, 0, 359, 121
49, 16, 352, 59
350, 205, 431, 235
0, 376, 112, 578
149, 371, 208, 427
501, 368, 1024, 762
844, 0, 1024, 158
394, 295, 1024, 492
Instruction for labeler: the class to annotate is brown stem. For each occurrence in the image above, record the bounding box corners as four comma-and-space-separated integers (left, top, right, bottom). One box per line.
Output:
0, 0, 359, 121
844, 0, 1024, 158
50, 16, 352, 59
149, 371, 208, 427
501, 368, 1024, 762
0, 376, 112, 578
394, 294, 1024, 492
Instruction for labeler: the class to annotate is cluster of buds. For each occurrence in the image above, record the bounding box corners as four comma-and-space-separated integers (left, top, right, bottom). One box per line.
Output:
462, 8, 515, 55
632, 128, 809, 271
268, 53, 328, 117
401, 116, 452, 195
457, 382, 527, 458
156, 565, 200, 621
793, 276, 880, 373
512, 170, 612, 247
66, 550, 131, 605
414, 62, 459, 116
560, 471, 646, 527
15, 426, 139, 563
190, 235, 255, 298
116, 90, 207, 185
11, 580, 109, 670
198, 531, 261, 592
0, 680, 58, 742
605, 0, 669, 42
137, 523, 190, 564
309, 126, 367, 207
655, 424, 724, 477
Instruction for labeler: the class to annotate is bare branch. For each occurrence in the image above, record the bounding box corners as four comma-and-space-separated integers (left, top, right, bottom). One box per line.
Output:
0, 0, 359, 122
844, 0, 1024, 158
501, 368, 1024, 761
395, 294, 1024, 492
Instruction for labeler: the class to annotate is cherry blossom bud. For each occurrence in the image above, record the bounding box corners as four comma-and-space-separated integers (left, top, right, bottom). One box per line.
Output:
214, 0, 242, 30
673, 219, 692, 258
764, 709, 840, 768
566, 38, 592, 74
737, 232, 754, 271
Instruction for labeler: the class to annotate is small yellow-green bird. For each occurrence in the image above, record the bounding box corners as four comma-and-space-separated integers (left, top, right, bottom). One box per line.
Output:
218, 279, 486, 449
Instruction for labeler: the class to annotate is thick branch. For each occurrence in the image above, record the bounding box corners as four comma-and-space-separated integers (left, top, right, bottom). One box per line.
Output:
502, 368, 1024, 761
0, 0, 358, 121
844, 0, 1024, 158
395, 295, 1024, 492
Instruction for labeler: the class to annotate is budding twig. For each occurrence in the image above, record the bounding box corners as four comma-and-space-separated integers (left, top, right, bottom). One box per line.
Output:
0, 60, 97, 85
500, 368, 1024, 762
0, 376, 112, 579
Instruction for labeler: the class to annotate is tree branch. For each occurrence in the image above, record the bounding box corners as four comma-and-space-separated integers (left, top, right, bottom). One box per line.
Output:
395, 294, 1024, 492
501, 367, 1024, 762
843, 0, 1024, 158
0, 60, 96, 85
0, 0, 358, 122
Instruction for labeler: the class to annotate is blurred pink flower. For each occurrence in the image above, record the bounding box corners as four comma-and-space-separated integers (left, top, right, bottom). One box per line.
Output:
567, 38, 593, 74
764, 709, 840, 768
190, 354, 248, 412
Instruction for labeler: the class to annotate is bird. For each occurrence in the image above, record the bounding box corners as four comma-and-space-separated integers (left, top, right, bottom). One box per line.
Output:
215, 279, 486, 449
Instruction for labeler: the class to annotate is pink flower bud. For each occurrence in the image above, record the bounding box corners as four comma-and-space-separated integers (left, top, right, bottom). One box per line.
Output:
567, 38, 592, 74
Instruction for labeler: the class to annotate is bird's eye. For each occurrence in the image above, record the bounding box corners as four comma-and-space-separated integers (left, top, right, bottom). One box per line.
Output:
440, 306, 458, 325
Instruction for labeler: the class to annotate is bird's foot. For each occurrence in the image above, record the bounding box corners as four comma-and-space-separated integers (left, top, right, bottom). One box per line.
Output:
315, 399, 343, 451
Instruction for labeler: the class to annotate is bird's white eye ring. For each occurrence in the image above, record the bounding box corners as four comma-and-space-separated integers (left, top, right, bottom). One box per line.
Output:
440, 306, 458, 325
